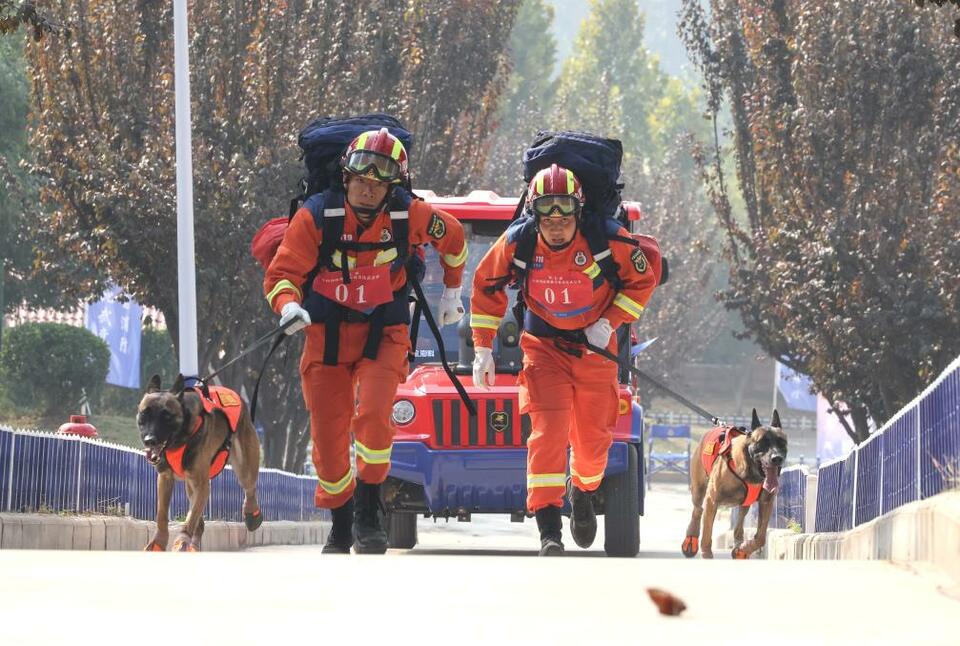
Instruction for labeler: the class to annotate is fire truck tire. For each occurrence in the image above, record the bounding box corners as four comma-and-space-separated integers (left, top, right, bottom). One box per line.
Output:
602, 443, 640, 557
386, 511, 418, 549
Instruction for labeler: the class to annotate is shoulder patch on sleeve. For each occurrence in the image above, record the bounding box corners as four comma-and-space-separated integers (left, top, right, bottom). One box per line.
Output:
631, 247, 648, 274
427, 212, 446, 239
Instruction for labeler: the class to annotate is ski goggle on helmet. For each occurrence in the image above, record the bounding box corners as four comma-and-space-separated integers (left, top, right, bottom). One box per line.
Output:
526, 164, 584, 218
342, 128, 409, 184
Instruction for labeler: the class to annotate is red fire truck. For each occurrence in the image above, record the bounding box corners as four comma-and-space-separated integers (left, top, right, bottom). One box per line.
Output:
383, 190, 652, 556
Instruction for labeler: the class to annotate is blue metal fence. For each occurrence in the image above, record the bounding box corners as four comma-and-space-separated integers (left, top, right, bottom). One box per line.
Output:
920, 365, 960, 499
773, 466, 806, 531
816, 355, 960, 532
0, 426, 321, 522
814, 459, 843, 532
881, 408, 918, 515
854, 434, 882, 525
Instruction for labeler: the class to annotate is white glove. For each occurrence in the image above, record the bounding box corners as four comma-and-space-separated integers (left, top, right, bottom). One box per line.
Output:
472, 347, 495, 390
438, 286, 465, 326
584, 317, 613, 350
279, 302, 311, 335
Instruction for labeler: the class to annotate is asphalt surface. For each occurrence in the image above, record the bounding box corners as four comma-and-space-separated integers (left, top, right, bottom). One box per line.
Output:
2, 483, 957, 645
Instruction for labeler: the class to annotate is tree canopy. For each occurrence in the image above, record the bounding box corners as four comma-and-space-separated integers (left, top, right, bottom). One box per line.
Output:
22, 0, 520, 469
681, 0, 960, 442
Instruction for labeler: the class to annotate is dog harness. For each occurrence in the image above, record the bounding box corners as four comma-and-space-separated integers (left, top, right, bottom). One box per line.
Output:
163, 386, 243, 480
700, 426, 762, 507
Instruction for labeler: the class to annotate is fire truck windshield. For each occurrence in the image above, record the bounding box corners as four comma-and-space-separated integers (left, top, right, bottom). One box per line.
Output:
412, 221, 513, 363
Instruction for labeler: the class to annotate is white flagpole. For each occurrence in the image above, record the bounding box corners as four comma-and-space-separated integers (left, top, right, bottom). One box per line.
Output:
772, 359, 781, 413
173, 0, 199, 380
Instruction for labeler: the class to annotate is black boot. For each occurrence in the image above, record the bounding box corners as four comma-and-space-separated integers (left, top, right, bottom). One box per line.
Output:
535, 506, 564, 556
353, 481, 388, 554
322, 498, 354, 554
568, 481, 598, 549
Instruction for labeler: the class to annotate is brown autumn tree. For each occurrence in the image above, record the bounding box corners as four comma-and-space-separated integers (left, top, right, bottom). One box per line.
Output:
680, 0, 960, 442
912, 0, 960, 40
0, 1, 67, 39
24, 0, 519, 469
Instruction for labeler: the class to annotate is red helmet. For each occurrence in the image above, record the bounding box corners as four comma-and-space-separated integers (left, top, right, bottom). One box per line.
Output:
526, 164, 584, 218
341, 127, 409, 184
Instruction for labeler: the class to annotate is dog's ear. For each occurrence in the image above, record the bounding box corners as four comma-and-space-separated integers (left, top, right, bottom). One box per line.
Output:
171, 373, 185, 395
751, 408, 762, 431
771, 409, 782, 429
146, 374, 162, 393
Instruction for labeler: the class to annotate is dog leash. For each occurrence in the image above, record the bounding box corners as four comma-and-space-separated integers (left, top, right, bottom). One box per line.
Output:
408, 275, 477, 417
559, 331, 724, 426
191, 320, 296, 423
199, 319, 296, 385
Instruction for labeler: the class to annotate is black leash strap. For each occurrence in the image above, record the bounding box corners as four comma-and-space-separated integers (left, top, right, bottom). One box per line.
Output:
407, 297, 423, 363
249, 332, 289, 423
563, 330, 723, 426
202, 319, 296, 385
198, 319, 295, 423
408, 276, 476, 417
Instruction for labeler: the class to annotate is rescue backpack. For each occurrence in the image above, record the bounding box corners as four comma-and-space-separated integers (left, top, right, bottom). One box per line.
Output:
251, 113, 415, 272
249, 114, 473, 416
490, 130, 641, 300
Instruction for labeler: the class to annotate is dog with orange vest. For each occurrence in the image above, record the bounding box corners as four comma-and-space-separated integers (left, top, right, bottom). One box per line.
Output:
683, 408, 788, 559
138, 373, 263, 552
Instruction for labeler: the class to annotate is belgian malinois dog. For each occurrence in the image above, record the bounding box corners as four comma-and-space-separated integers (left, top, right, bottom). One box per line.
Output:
682, 409, 788, 559
138, 373, 263, 552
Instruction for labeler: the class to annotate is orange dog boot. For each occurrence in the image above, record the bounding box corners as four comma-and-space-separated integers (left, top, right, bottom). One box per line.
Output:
244, 508, 263, 532
172, 535, 198, 552
681, 536, 699, 558
732, 547, 749, 559
143, 540, 165, 552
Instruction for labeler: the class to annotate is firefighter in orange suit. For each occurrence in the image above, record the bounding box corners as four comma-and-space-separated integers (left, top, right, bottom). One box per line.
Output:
469, 164, 657, 555
264, 128, 467, 554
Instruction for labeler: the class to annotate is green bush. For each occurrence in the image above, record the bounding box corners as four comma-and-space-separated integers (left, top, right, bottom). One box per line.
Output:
0, 323, 111, 418
99, 328, 177, 414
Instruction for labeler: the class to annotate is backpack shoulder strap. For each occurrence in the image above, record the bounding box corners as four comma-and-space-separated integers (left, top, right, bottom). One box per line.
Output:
388, 186, 414, 262
508, 216, 538, 273
604, 217, 639, 247
313, 191, 347, 279
582, 216, 623, 291
484, 216, 536, 295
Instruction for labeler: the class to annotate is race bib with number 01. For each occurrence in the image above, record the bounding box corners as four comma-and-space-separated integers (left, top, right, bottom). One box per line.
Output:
312, 266, 393, 311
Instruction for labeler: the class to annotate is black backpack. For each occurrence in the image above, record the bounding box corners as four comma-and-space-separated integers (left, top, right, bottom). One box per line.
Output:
289, 113, 414, 218
491, 131, 639, 299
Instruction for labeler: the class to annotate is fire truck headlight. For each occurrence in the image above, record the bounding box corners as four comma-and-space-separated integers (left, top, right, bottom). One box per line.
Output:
392, 400, 416, 426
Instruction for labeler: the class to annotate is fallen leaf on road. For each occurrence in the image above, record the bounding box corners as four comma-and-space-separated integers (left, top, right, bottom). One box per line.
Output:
646, 588, 687, 616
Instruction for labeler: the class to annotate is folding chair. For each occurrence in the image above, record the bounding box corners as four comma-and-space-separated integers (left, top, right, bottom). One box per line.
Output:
646, 424, 692, 489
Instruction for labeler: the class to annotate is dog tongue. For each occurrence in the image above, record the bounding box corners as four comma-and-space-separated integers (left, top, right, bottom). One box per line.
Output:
763, 465, 780, 494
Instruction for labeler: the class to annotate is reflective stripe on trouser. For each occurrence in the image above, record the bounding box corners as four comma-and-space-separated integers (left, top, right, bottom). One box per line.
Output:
518, 332, 618, 512
301, 321, 410, 509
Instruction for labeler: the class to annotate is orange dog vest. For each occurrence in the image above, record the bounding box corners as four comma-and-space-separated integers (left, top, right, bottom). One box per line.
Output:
164, 386, 243, 479
700, 427, 762, 507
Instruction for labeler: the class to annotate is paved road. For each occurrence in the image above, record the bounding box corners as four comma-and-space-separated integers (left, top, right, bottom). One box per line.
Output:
2, 483, 957, 645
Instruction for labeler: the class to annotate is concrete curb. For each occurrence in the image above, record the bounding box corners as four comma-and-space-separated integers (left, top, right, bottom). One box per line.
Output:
716, 491, 960, 582
0, 513, 331, 551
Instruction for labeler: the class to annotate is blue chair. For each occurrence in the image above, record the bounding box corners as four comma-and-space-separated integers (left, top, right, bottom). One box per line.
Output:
646, 424, 692, 489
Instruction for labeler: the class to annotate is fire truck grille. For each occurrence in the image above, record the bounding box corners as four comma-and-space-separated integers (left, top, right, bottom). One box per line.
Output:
430, 398, 530, 449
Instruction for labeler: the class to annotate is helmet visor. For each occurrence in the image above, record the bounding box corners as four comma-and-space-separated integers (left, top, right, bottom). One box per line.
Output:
531, 194, 582, 217
343, 150, 402, 183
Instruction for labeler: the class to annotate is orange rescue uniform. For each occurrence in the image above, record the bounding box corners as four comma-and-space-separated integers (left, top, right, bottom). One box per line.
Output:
471, 226, 658, 511
265, 199, 466, 508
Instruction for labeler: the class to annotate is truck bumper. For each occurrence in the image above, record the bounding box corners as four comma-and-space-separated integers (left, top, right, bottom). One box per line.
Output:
388, 441, 637, 515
